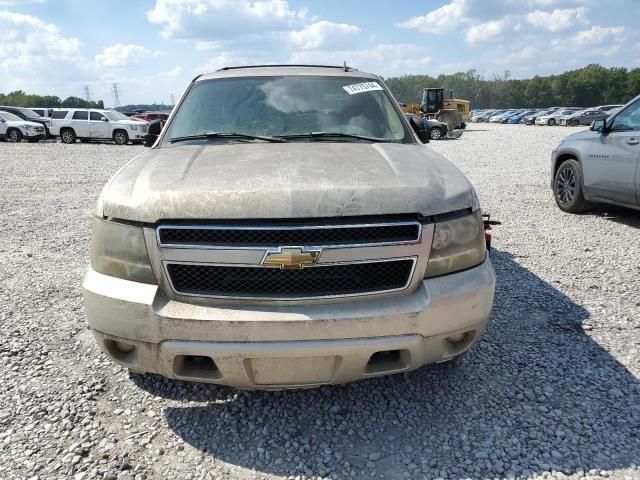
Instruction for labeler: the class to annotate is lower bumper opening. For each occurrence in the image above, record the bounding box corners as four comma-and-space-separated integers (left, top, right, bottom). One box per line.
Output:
173, 355, 221, 381
365, 349, 410, 375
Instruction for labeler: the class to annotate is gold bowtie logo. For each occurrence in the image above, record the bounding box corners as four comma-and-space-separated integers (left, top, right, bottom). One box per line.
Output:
263, 248, 320, 269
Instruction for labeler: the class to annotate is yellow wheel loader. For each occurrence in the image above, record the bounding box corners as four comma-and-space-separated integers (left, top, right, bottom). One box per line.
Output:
401, 88, 470, 138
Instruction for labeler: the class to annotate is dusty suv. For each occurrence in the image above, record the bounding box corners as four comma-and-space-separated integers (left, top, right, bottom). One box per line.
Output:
83, 65, 495, 389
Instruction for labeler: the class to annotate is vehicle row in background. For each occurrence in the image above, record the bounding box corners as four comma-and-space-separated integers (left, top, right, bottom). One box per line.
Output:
470, 104, 623, 126
400, 87, 470, 136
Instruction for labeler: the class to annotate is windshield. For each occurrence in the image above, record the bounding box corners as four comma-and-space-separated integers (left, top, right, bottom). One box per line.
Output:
0, 111, 21, 121
105, 110, 130, 121
163, 75, 410, 144
17, 107, 40, 118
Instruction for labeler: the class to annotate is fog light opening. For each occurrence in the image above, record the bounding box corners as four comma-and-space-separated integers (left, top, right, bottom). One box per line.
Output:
445, 330, 476, 354
104, 339, 137, 364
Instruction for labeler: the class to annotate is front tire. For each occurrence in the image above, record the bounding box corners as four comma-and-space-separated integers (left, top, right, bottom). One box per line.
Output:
569, 119, 579, 127
8, 129, 22, 143
60, 129, 77, 144
113, 130, 129, 145
554, 159, 589, 213
429, 127, 445, 140
548, 118, 556, 126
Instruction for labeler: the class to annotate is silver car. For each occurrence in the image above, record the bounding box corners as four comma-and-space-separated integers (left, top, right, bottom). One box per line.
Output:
551, 94, 640, 212
83, 65, 495, 389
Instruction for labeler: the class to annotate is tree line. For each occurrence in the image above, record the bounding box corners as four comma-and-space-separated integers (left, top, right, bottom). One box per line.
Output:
0, 90, 104, 109
385, 64, 640, 109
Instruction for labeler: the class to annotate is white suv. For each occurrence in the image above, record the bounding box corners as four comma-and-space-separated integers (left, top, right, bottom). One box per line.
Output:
50, 108, 148, 145
0, 110, 46, 142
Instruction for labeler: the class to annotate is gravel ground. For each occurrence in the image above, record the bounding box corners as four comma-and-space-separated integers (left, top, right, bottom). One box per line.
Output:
0, 124, 638, 480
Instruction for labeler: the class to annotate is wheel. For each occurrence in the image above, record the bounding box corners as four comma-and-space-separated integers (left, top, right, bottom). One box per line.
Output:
429, 127, 444, 140
438, 113, 456, 131
60, 129, 76, 144
113, 130, 129, 145
548, 118, 556, 126
570, 119, 579, 127
554, 159, 590, 213
8, 129, 22, 143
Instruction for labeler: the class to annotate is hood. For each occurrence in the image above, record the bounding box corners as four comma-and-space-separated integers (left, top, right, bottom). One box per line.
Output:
563, 129, 597, 142
100, 142, 476, 223
8, 120, 42, 128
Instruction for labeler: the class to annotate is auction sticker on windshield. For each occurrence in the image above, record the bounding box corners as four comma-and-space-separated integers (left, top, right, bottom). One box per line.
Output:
343, 82, 384, 95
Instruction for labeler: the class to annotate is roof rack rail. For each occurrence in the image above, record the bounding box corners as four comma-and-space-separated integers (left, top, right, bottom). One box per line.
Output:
217, 64, 357, 72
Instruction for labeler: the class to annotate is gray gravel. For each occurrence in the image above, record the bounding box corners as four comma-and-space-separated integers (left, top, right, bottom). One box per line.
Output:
1, 125, 639, 480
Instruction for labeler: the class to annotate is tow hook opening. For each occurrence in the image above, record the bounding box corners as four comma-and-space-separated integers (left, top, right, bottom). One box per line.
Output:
366, 349, 410, 374
445, 330, 476, 354
173, 355, 221, 380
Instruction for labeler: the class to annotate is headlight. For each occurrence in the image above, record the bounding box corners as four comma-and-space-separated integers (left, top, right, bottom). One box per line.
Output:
23, 125, 33, 131
90, 218, 156, 284
130, 124, 138, 130
424, 210, 486, 278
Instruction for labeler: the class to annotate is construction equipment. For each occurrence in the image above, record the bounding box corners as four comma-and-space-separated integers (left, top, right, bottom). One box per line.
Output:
401, 88, 471, 134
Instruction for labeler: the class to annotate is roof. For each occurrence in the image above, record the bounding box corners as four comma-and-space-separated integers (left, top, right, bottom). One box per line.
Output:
197, 64, 377, 82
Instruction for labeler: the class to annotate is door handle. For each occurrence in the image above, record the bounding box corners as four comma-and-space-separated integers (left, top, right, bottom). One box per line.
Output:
627, 138, 639, 145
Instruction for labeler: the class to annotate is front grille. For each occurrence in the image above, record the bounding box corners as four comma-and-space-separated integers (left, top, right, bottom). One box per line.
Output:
158, 223, 420, 247
167, 259, 414, 298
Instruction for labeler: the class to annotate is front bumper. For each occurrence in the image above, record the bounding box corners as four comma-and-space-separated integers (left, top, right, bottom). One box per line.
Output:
83, 257, 495, 389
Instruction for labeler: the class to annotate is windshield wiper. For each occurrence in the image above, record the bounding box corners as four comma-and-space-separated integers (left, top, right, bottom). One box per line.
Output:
169, 132, 287, 144
276, 132, 395, 143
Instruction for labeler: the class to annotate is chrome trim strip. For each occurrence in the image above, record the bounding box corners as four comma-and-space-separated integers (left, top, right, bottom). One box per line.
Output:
163, 257, 418, 301
156, 221, 423, 250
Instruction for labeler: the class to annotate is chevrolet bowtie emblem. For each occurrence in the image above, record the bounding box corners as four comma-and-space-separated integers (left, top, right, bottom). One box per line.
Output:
263, 248, 320, 269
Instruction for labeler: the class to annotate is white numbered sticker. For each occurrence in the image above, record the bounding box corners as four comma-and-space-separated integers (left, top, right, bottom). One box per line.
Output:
342, 82, 384, 95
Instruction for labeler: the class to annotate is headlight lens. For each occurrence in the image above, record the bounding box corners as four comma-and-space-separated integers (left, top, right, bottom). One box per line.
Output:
90, 218, 156, 284
130, 124, 138, 130
424, 210, 486, 278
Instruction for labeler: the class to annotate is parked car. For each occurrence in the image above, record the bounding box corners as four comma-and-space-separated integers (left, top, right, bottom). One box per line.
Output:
506, 110, 535, 124
536, 108, 580, 126
596, 104, 624, 112
551, 94, 640, 212
50, 108, 148, 144
0, 106, 52, 136
489, 110, 515, 122
522, 110, 550, 125
559, 109, 610, 126
0, 110, 46, 142
131, 111, 170, 123
471, 110, 497, 122
83, 65, 496, 389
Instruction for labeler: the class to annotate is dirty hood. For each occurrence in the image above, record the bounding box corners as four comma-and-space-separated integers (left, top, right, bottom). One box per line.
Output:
99, 143, 476, 222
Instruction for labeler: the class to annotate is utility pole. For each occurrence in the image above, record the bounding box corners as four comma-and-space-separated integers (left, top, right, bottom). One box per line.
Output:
82, 85, 91, 106
111, 83, 121, 108
170, 93, 175, 107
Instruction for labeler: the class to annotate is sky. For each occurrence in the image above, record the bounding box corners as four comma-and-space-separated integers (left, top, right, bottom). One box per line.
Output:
1, 0, 638, 106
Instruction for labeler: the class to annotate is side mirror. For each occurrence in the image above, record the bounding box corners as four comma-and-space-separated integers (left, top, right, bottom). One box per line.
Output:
101, 117, 109, 122
590, 119, 605, 132
0, 118, 5, 123
144, 120, 162, 147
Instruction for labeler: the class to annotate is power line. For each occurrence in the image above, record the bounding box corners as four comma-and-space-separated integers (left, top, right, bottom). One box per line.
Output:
111, 83, 121, 108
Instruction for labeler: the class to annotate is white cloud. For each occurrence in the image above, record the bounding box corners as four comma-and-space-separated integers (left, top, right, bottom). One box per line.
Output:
566, 25, 626, 47
95, 43, 158, 67
0, 10, 82, 57
395, 0, 465, 33
288, 21, 360, 50
465, 19, 507, 43
526, 7, 588, 31
147, 0, 308, 40
289, 44, 431, 78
